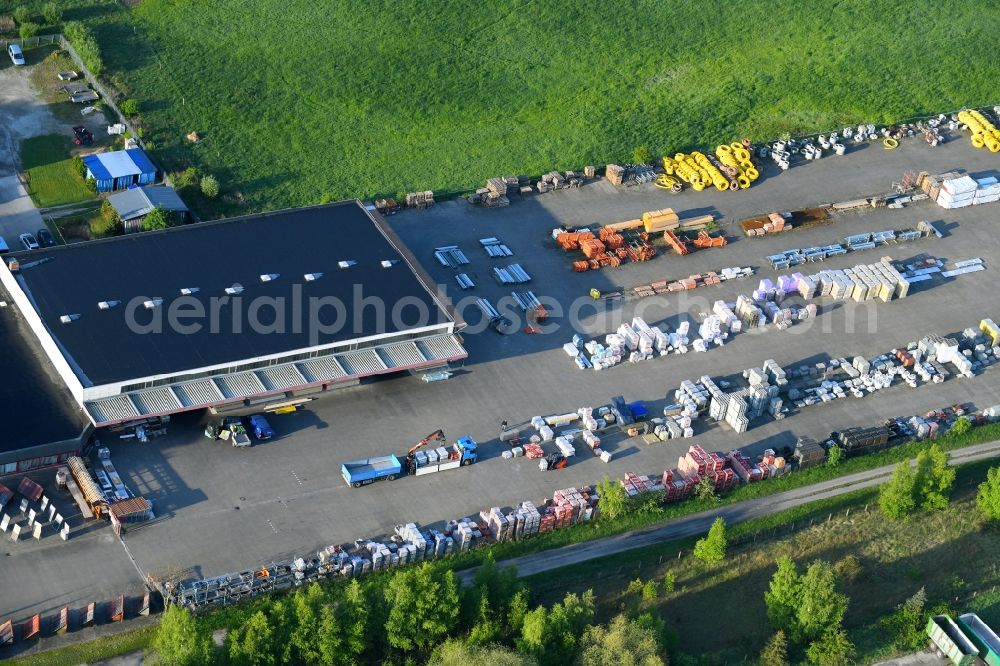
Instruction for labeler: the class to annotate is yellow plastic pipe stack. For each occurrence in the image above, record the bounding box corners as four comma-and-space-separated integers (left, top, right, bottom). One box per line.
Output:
716, 142, 760, 189
691, 151, 730, 191
957, 110, 1000, 153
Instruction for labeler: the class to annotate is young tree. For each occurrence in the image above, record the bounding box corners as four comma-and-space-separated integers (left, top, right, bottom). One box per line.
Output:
317, 604, 343, 666
977, 466, 1000, 520
663, 571, 676, 594
429, 639, 537, 666
517, 591, 595, 666
826, 445, 843, 467
13, 6, 30, 25
507, 588, 530, 637
41, 2, 60, 24
879, 461, 917, 520
760, 630, 789, 666
153, 605, 210, 666
18, 21, 37, 39
143, 206, 169, 231
517, 605, 549, 661
880, 587, 927, 652
579, 614, 665, 666
120, 99, 140, 117
333, 579, 367, 664
642, 580, 659, 603
805, 627, 856, 666
693, 517, 727, 564
287, 584, 325, 664
596, 476, 628, 520
228, 609, 276, 666
914, 444, 955, 511
385, 562, 460, 655
765, 556, 801, 632
201, 174, 220, 198
795, 561, 848, 643
694, 476, 718, 502
950, 415, 972, 437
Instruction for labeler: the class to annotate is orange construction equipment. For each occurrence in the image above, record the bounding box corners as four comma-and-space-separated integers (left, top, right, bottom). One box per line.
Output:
691, 230, 727, 248
663, 230, 690, 255
407, 430, 446, 456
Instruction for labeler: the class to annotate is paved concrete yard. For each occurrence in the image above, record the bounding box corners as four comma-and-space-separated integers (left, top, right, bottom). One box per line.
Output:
6, 136, 1000, 625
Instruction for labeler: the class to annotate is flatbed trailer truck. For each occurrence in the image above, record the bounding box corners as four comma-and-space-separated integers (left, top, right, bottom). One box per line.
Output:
342, 436, 478, 487
342, 455, 403, 488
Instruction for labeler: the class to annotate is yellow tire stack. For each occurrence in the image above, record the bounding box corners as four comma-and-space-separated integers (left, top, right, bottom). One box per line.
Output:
958, 110, 1000, 153
715, 142, 759, 189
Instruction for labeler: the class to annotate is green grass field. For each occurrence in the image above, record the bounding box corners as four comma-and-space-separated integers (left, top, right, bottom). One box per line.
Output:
19, 134, 95, 208
63, 0, 997, 216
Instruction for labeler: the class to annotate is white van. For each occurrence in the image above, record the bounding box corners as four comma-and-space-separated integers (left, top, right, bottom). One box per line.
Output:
8, 44, 25, 66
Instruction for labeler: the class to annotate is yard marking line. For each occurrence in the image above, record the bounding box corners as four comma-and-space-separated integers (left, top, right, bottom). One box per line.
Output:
117, 534, 149, 586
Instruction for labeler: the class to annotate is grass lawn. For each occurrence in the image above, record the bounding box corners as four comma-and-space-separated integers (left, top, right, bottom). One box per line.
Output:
527, 461, 1000, 664
20, 134, 94, 208
2, 624, 156, 666
72, 0, 999, 216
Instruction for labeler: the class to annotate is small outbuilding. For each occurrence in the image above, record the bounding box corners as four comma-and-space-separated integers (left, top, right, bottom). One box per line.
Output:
82, 148, 159, 192
107, 185, 190, 232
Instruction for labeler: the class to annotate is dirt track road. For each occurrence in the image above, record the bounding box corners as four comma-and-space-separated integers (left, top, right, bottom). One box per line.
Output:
458, 440, 1000, 584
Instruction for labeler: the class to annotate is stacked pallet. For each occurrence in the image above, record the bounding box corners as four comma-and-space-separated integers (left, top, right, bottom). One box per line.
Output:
642, 208, 680, 233
678, 444, 724, 480
541, 171, 566, 189
405, 191, 435, 208
621, 472, 658, 497
606, 164, 625, 185
551, 487, 596, 527
937, 175, 977, 209
555, 230, 594, 250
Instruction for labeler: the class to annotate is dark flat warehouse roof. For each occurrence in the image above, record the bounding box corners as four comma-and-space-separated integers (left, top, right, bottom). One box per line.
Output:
11, 201, 452, 387
0, 287, 87, 454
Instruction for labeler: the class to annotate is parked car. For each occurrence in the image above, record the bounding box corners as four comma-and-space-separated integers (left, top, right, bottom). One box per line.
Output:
19, 233, 39, 250
8, 45, 25, 66
36, 228, 55, 247
249, 414, 275, 440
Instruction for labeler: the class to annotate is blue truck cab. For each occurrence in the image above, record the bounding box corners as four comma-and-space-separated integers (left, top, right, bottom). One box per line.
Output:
249, 414, 275, 440
456, 436, 478, 464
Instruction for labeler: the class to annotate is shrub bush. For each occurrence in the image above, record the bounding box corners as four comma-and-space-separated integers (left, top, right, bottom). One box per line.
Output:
71, 155, 86, 178
13, 6, 30, 25
63, 21, 103, 76
120, 99, 140, 117
200, 174, 220, 199
41, 2, 60, 25
173, 167, 200, 190
19, 21, 38, 40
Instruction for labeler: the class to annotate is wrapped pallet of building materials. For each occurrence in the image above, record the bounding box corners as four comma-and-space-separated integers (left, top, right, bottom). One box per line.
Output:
974, 176, 1000, 204
937, 175, 977, 209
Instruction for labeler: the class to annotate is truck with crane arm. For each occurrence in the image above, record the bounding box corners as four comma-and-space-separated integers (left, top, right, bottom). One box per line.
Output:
341, 431, 478, 488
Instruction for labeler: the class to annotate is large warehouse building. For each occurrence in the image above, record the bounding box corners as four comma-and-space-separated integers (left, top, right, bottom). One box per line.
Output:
1, 201, 467, 428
